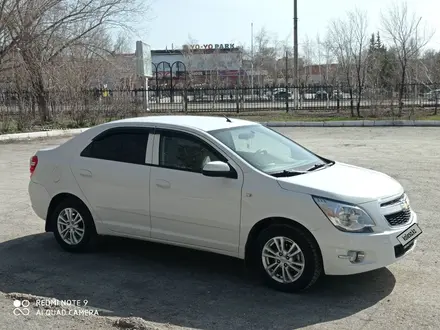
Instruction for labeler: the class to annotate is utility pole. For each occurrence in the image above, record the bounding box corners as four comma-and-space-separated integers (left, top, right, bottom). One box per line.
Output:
251, 22, 254, 93
285, 51, 289, 112
293, 0, 298, 86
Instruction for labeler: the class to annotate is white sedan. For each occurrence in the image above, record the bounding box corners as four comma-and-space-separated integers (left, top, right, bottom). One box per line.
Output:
28, 116, 421, 292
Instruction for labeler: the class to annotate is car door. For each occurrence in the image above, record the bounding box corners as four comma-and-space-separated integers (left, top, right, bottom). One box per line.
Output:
149, 129, 243, 254
71, 127, 153, 238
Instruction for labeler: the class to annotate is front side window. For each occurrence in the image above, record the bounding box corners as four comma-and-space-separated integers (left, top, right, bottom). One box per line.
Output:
209, 124, 326, 174
81, 131, 149, 165
159, 132, 222, 172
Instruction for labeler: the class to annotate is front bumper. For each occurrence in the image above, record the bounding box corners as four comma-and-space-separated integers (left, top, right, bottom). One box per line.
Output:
316, 210, 419, 275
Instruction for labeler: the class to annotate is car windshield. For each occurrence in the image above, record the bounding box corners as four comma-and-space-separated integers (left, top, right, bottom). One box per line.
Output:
209, 124, 328, 175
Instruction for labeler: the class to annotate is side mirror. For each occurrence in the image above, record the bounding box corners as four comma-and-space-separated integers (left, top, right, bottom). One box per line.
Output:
202, 161, 237, 179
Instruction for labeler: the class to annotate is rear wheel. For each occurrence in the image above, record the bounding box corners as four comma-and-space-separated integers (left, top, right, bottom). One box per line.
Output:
51, 198, 97, 252
253, 224, 323, 292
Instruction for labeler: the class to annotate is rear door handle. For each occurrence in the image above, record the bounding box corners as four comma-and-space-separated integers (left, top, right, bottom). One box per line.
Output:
155, 179, 171, 189
79, 169, 92, 177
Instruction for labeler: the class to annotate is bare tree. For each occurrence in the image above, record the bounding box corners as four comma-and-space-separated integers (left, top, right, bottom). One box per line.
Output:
113, 31, 132, 54
414, 49, 440, 115
416, 50, 440, 85
2, 0, 150, 121
315, 34, 336, 86
381, 1, 434, 116
349, 9, 370, 117
252, 27, 278, 87
321, 39, 337, 85
328, 8, 370, 117
0, 0, 24, 68
182, 36, 204, 88
315, 34, 325, 85
41, 27, 138, 124
328, 15, 356, 115
277, 35, 296, 86
300, 36, 314, 85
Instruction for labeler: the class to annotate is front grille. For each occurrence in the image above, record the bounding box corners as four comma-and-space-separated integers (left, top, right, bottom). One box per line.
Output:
385, 208, 411, 226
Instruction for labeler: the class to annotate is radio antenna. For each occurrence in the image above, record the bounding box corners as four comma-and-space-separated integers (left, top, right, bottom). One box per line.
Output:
223, 115, 232, 123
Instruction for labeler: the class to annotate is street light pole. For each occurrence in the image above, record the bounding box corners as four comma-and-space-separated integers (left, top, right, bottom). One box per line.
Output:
415, 16, 422, 104
293, 0, 298, 86
251, 22, 254, 92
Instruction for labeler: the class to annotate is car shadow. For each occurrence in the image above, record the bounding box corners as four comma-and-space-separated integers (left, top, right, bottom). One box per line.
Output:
0, 233, 396, 329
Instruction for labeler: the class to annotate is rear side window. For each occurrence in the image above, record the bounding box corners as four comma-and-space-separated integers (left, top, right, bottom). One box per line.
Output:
81, 131, 149, 165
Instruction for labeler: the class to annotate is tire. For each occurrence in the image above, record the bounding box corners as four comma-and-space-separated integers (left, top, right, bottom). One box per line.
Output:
253, 224, 323, 293
51, 198, 98, 253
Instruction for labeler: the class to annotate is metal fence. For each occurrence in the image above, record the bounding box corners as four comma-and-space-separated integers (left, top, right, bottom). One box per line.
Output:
1, 84, 440, 118
145, 84, 440, 113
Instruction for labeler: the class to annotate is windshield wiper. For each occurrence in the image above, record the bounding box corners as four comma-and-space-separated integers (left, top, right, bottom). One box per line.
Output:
270, 169, 306, 178
306, 163, 329, 172
271, 161, 335, 177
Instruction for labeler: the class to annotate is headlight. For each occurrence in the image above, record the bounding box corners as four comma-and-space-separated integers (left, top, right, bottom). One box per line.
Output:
313, 196, 375, 233
403, 193, 410, 208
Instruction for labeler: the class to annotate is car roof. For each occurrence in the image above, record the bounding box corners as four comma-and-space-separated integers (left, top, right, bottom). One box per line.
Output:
109, 115, 256, 132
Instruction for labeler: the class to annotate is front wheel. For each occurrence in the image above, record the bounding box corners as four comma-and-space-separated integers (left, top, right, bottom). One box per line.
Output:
51, 198, 97, 253
254, 224, 323, 292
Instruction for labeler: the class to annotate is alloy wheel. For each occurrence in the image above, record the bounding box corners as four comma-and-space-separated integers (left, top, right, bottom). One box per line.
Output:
261, 236, 305, 283
56, 207, 85, 245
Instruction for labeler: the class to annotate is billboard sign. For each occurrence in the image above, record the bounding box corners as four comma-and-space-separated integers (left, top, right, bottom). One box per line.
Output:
183, 43, 239, 50
135, 41, 153, 77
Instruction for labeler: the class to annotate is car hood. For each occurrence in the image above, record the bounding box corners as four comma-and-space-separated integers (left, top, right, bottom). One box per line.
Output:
276, 162, 404, 204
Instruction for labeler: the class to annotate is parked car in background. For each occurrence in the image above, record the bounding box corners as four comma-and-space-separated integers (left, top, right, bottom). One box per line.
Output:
331, 90, 351, 100
273, 90, 293, 100
301, 90, 316, 100
28, 116, 421, 293
272, 88, 287, 94
244, 94, 271, 101
424, 89, 440, 101
315, 90, 329, 100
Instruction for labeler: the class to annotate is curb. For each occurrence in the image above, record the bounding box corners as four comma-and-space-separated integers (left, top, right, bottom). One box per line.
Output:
1, 120, 440, 142
0, 128, 90, 143
263, 120, 440, 127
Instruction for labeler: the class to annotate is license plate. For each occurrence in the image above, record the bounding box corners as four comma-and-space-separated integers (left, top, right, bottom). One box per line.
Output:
397, 223, 422, 246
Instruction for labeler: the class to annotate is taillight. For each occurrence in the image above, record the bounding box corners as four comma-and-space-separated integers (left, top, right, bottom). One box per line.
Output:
30, 155, 38, 177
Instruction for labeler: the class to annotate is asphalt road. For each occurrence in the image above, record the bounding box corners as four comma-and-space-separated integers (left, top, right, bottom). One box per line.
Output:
0, 127, 439, 329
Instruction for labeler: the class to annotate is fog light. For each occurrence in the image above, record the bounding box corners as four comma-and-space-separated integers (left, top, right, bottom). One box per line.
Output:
339, 251, 365, 263
348, 250, 365, 263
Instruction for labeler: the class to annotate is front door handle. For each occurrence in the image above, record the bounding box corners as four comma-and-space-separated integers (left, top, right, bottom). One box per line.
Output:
79, 169, 92, 177
155, 179, 171, 189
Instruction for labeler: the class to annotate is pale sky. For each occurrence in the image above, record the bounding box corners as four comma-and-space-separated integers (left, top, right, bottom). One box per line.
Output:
138, 0, 440, 54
